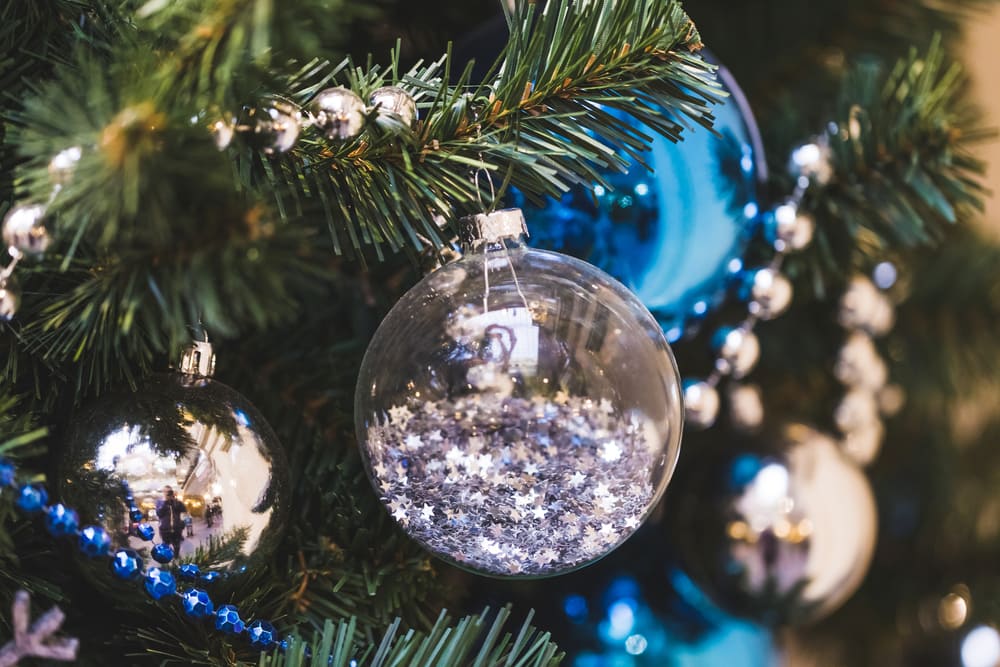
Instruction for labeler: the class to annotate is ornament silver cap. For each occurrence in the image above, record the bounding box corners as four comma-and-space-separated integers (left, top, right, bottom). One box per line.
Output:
457, 208, 529, 247
178, 340, 216, 378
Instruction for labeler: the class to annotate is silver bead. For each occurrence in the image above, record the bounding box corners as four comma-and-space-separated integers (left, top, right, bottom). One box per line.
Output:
727, 383, 764, 432
743, 268, 793, 320
240, 101, 302, 155
2, 204, 51, 256
767, 202, 815, 252
838, 276, 895, 337
712, 326, 760, 379
683, 379, 719, 430
834, 388, 880, 434
48, 146, 82, 186
311, 87, 366, 141
370, 85, 418, 129
788, 138, 833, 186
841, 420, 884, 467
834, 331, 888, 390
0, 279, 20, 321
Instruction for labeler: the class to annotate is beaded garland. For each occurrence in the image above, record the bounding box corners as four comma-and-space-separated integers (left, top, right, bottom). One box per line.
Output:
0, 462, 298, 655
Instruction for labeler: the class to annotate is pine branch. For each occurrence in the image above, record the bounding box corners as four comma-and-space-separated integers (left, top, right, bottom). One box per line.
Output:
264, 607, 563, 667
785, 37, 990, 296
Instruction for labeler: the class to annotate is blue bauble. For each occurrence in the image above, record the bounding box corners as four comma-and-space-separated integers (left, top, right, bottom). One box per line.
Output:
519, 58, 765, 339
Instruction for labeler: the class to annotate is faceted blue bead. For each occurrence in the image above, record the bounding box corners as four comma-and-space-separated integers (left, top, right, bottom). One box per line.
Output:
144, 567, 176, 600
178, 563, 201, 580
151, 543, 174, 564
200, 571, 221, 584
0, 459, 15, 487
111, 549, 142, 580
130, 508, 144, 522
247, 619, 277, 650
45, 504, 79, 537
135, 522, 155, 541
15, 484, 47, 513
181, 588, 214, 618
78, 525, 111, 558
215, 604, 245, 635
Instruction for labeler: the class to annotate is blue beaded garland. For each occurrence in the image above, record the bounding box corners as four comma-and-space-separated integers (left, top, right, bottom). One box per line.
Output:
135, 522, 155, 541
215, 604, 245, 635
130, 508, 145, 522
15, 484, 48, 513
199, 571, 222, 584
248, 619, 277, 650
151, 543, 174, 564
111, 548, 142, 580
178, 563, 201, 580
181, 588, 214, 618
0, 459, 15, 487
144, 567, 176, 600
78, 525, 112, 557
45, 503, 79, 537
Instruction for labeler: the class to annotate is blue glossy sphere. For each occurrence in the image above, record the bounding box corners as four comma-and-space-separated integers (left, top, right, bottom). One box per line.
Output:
520, 59, 765, 338
178, 563, 201, 580
247, 619, 277, 650
111, 548, 142, 580
45, 504, 79, 537
78, 525, 111, 557
200, 571, 222, 584
0, 459, 15, 487
151, 543, 174, 564
129, 508, 145, 522
144, 567, 176, 600
181, 588, 214, 618
135, 522, 155, 541
15, 484, 47, 513
215, 604, 245, 635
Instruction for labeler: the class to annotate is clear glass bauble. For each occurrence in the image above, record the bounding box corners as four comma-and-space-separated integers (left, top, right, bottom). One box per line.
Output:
355, 227, 684, 577
670, 424, 877, 625
60, 373, 289, 574
517, 56, 764, 340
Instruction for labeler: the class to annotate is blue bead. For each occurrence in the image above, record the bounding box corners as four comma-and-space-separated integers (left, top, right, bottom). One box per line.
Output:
178, 563, 201, 580
215, 604, 244, 635
247, 619, 277, 650
144, 567, 176, 600
181, 588, 214, 618
78, 525, 111, 558
135, 522, 155, 541
130, 508, 145, 522
151, 543, 174, 564
45, 504, 79, 537
111, 549, 142, 580
199, 571, 221, 584
0, 459, 15, 487
15, 484, 47, 513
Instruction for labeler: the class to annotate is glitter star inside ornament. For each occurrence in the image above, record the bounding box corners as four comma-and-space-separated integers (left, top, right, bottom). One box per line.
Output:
355, 209, 684, 578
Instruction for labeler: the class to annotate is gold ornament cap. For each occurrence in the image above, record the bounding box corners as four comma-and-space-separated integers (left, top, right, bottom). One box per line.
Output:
178, 340, 216, 378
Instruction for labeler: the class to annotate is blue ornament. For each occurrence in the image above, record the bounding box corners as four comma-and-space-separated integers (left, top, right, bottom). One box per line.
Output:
135, 522, 155, 541
15, 484, 47, 513
181, 588, 214, 618
144, 567, 176, 600
519, 57, 765, 338
200, 571, 222, 584
0, 459, 15, 487
78, 525, 111, 558
247, 619, 277, 650
130, 508, 145, 522
215, 604, 245, 635
111, 548, 142, 580
178, 563, 201, 580
151, 543, 174, 564
45, 504, 79, 537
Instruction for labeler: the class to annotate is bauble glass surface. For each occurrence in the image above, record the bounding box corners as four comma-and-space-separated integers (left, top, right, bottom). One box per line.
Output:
355, 210, 684, 578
